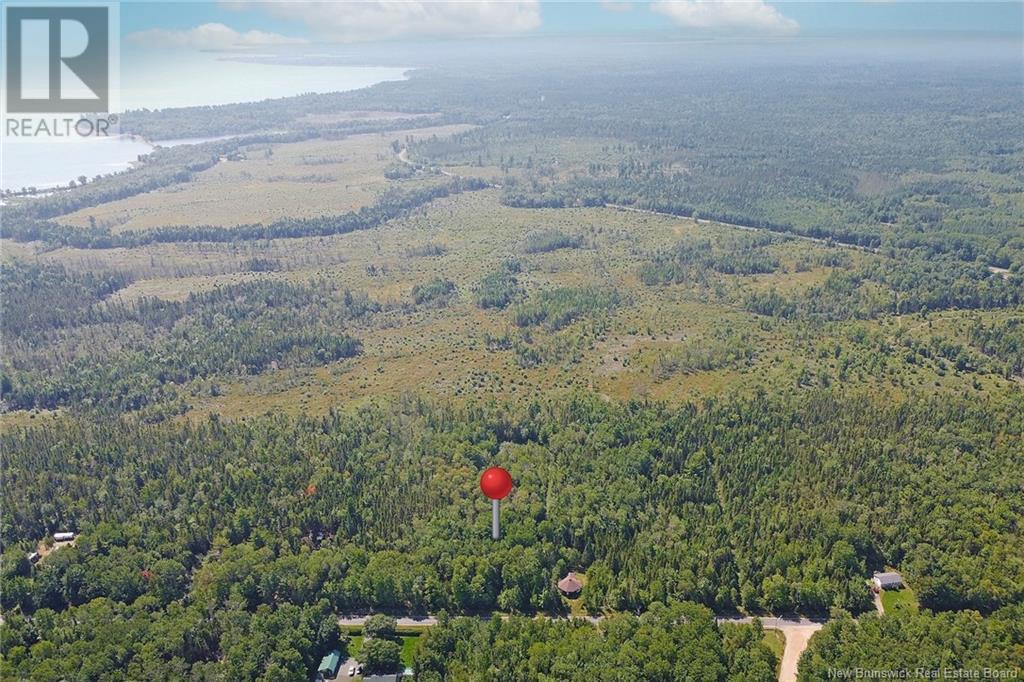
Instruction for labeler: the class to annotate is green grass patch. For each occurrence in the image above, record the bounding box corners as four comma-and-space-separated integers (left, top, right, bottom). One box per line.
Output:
348, 635, 363, 660
881, 587, 919, 616
399, 635, 419, 668
342, 632, 420, 668
763, 629, 785, 661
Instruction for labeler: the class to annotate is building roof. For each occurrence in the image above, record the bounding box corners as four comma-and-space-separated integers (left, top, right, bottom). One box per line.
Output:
558, 571, 583, 593
317, 650, 341, 674
873, 571, 903, 586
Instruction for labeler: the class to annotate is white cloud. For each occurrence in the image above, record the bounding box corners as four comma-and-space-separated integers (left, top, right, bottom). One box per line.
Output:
226, 1, 541, 42
651, 0, 798, 34
126, 23, 307, 50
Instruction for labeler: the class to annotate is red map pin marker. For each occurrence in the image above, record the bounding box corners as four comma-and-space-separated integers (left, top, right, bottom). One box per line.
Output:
480, 466, 513, 539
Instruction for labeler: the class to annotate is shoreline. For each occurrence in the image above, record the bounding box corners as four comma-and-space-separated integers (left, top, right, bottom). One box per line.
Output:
1, 67, 415, 194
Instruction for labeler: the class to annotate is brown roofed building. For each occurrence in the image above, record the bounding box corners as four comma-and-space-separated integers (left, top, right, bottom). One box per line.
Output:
558, 571, 583, 598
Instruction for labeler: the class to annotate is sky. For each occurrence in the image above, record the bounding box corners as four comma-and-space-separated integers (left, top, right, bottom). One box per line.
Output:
119, 1, 1023, 49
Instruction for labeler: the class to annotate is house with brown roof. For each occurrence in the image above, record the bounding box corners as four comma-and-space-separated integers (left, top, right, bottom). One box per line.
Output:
557, 571, 583, 598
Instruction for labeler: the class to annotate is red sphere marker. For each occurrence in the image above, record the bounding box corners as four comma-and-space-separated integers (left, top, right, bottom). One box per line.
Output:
480, 466, 513, 539
480, 466, 513, 500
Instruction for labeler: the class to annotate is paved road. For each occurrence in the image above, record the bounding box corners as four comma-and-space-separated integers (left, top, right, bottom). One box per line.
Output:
339, 615, 439, 628
338, 613, 824, 681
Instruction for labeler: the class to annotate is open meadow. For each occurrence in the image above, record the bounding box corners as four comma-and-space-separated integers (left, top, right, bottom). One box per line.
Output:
6, 163, 1018, 427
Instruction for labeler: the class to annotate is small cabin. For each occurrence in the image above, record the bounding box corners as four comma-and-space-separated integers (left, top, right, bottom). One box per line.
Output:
557, 571, 583, 598
53, 532, 76, 542
872, 571, 903, 591
27, 551, 40, 564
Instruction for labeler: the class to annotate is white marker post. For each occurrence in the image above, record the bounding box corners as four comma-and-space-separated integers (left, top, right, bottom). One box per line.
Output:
492, 498, 500, 540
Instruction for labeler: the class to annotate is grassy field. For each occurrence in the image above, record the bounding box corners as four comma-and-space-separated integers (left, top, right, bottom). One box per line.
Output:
4, 124, 1020, 428
6, 186, 1019, 428
881, 588, 920, 616
57, 124, 474, 232
163, 190, 1012, 420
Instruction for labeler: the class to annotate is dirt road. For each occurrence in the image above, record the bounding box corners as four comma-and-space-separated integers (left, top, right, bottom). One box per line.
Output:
778, 623, 823, 682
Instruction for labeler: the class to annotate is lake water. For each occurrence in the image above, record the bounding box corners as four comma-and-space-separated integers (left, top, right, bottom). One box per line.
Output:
1, 57, 409, 192
2, 137, 156, 192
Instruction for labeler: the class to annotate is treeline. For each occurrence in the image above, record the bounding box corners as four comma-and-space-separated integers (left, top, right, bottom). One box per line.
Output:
415, 603, 779, 682
0, 261, 132, 343
2, 273, 372, 413
119, 87, 452, 140
744, 257, 1023, 321
4, 178, 489, 249
4, 133, 319, 223
798, 608, 1024, 680
968, 316, 1024, 377
3, 120, 454, 225
3, 145, 218, 221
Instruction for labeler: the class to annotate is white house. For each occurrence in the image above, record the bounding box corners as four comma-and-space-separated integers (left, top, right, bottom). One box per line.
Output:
872, 571, 903, 590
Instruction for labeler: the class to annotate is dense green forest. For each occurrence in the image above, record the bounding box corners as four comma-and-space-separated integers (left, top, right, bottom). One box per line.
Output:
1, 263, 371, 415
3, 392, 1020, 677
414, 603, 778, 681
798, 608, 1024, 680
969, 317, 1024, 377
397, 59, 1023, 269
3, 392, 1021, 618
